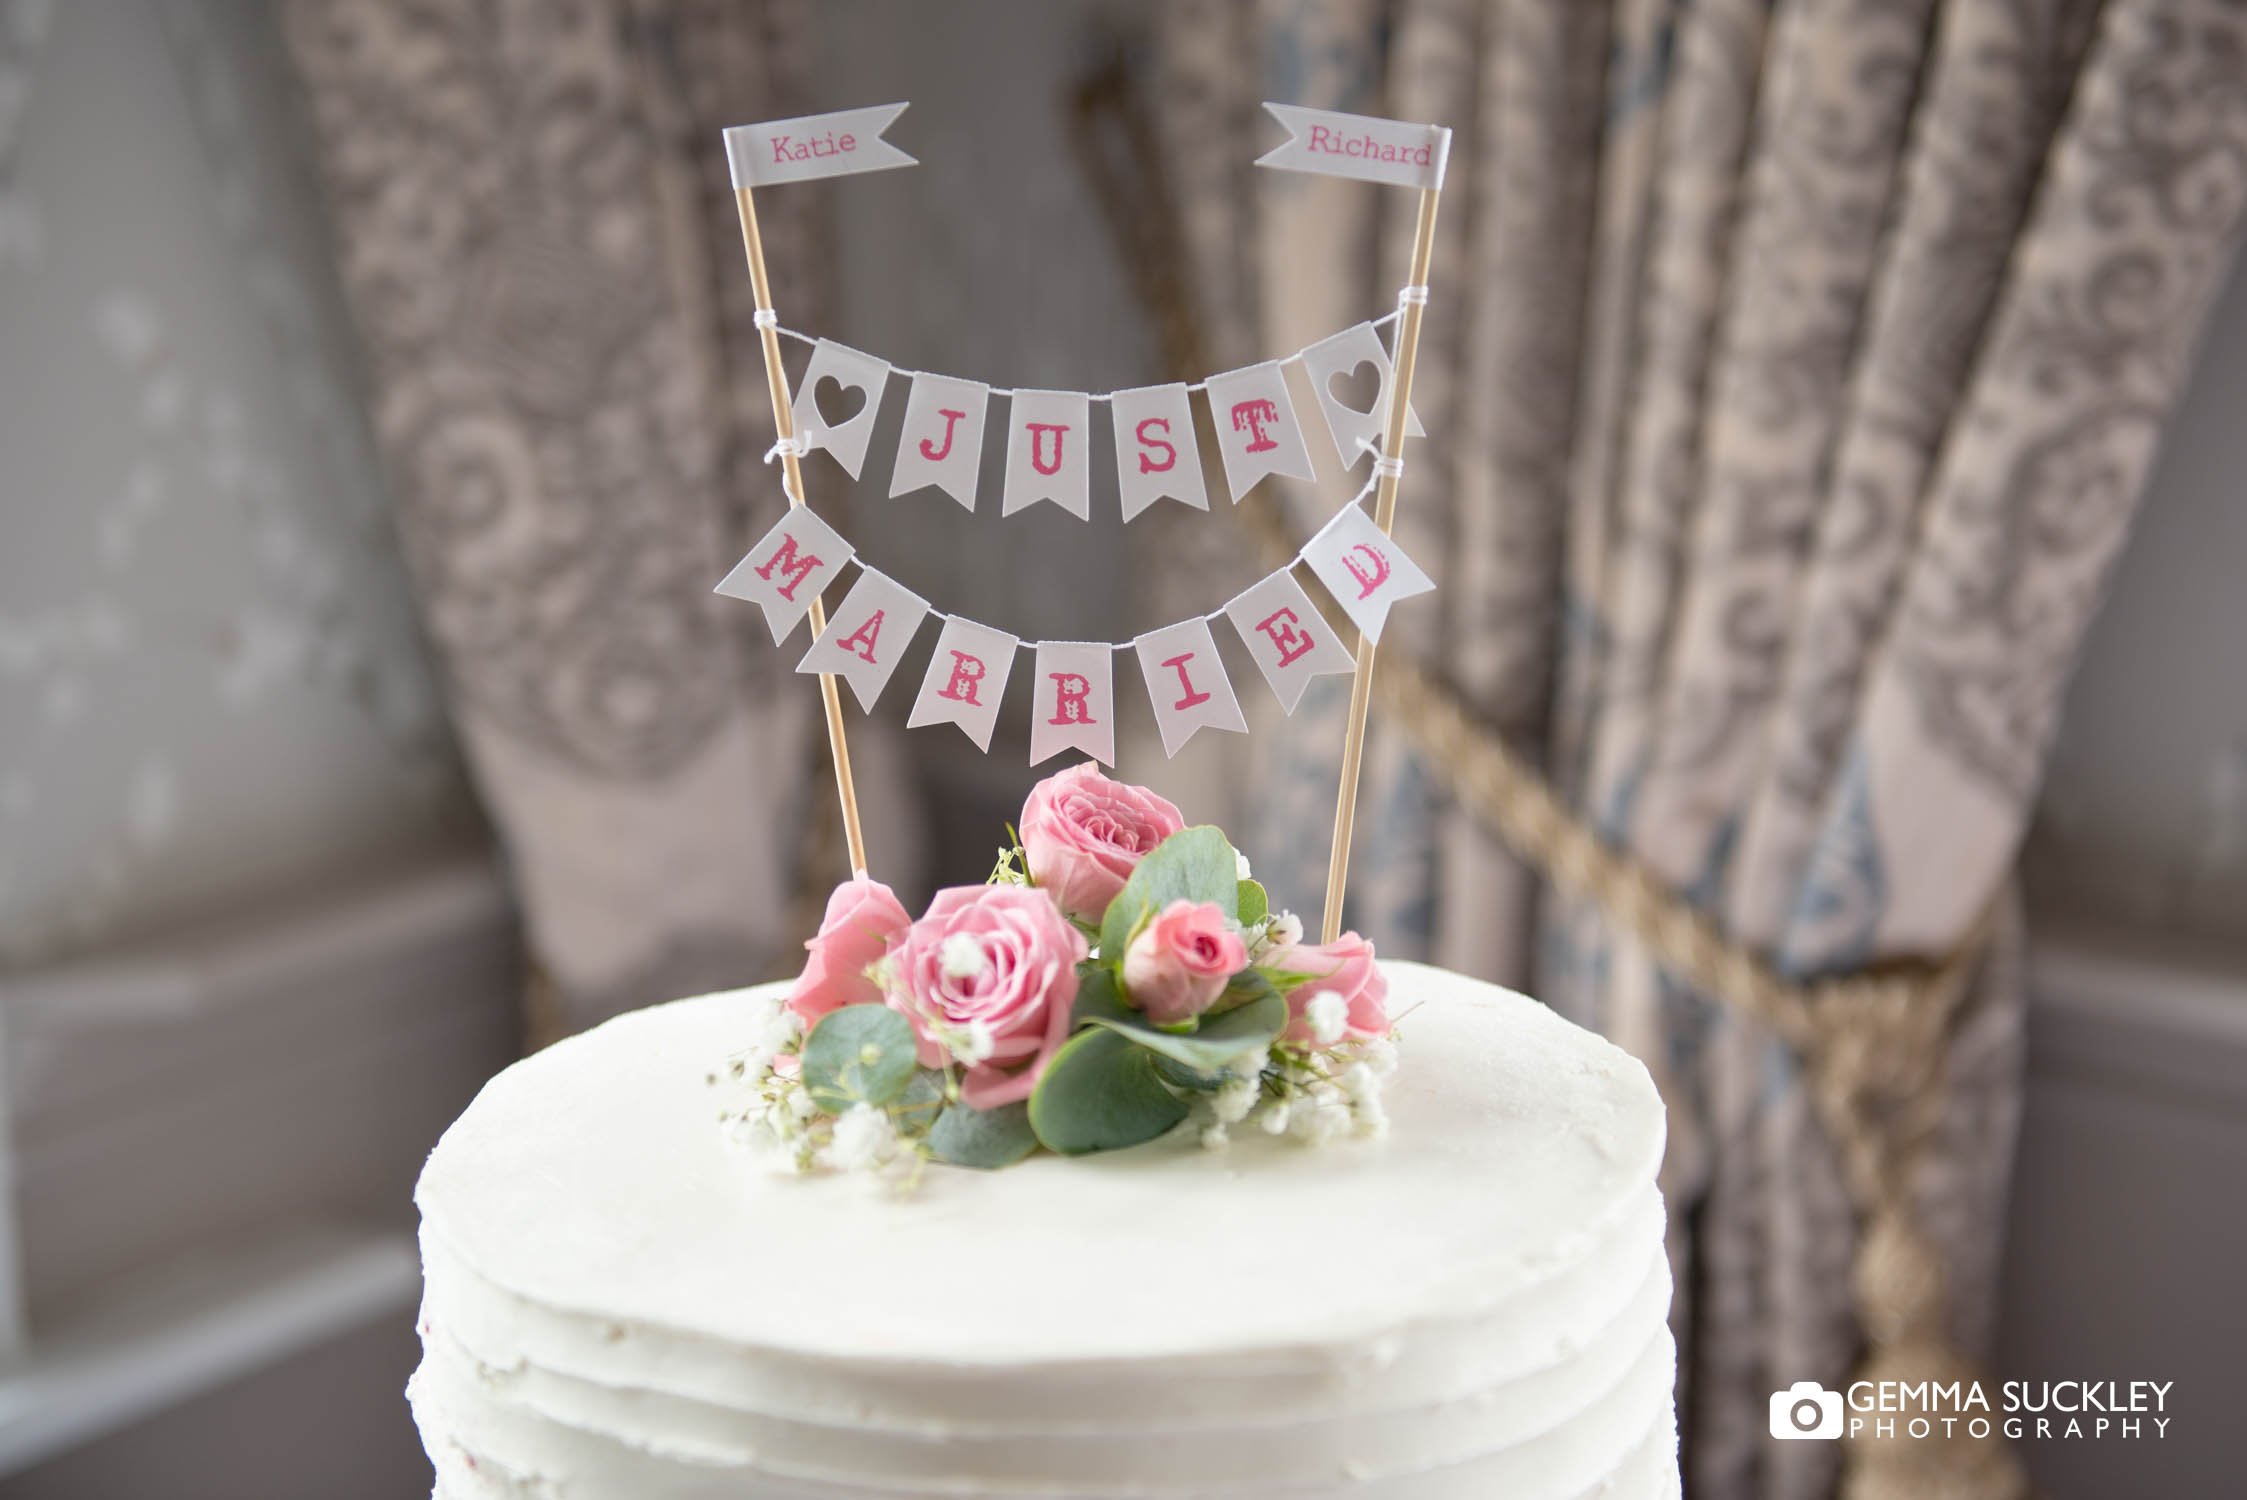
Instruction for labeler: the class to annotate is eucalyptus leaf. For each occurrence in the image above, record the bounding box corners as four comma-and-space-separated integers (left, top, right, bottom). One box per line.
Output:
801, 1005, 919, 1114
1071, 965, 1135, 1027
926, 1101, 1040, 1169
1028, 1028, 1192, 1155
1237, 878, 1269, 927
892, 1069, 947, 1134
1078, 990, 1286, 1077
1097, 826, 1241, 964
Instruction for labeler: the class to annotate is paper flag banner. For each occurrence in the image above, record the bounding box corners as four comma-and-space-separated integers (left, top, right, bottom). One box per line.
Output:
1002, 390, 1093, 519
714, 506, 854, 644
1301, 321, 1425, 469
792, 340, 891, 480
1133, 618, 1247, 758
1203, 361, 1317, 502
797, 565, 931, 711
891, 371, 988, 511
1222, 571, 1357, 714
1255, 103, 1449, 191
1110, 384, 1209, 522
1029, 641, 1116, 766
1301, 504, 1436, 646
724, 104, 917, 188
907, 615, 1018, 751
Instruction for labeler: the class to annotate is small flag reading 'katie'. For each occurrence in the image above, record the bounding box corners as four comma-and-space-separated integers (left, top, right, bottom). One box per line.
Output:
724, 104, 917, 188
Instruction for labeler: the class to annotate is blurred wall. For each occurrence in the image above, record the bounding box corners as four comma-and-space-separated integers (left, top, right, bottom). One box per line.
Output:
0, 0, 480, 972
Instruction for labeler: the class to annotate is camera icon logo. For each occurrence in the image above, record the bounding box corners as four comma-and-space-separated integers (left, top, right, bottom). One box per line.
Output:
1769, 1381, 1844, 1440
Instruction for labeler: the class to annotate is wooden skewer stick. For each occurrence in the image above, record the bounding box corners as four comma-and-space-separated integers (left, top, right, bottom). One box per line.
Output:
733, 185, 870, 878
1321, 184, 1442, 944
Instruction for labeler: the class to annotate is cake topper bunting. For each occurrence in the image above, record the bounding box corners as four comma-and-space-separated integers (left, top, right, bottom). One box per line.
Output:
713, 100, 1448, 930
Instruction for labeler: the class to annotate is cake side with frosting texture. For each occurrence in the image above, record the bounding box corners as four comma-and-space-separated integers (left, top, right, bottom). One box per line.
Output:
408, 960, 1679, 1498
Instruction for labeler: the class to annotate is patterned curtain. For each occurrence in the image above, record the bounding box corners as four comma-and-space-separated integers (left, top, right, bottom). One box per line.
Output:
283, 1, 843, 1036
1152, 2, 2247, 1496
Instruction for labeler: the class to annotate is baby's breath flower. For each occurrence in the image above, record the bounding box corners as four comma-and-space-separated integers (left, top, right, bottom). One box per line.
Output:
822, 1103, 898, 1172
939, 933, 989, 980
1199, 1122, 1230, 1152
1265, 911, 1304, 950
1258, 1102, 1293, 1136
1212, 1074, 1259, 1125
1234, 850, 1253, 881
1305, 989, 1348, 1046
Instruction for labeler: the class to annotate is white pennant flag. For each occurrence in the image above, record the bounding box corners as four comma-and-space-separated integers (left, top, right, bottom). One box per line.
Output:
1002, 390, 1092, 519
1300, 321, 1424, 469
890, 371, 988, 511
1132, 618, 1247, 758
907, 616, 1017, 751
1204, 361, 1316, 502
715, 507, 854, 643
797, 566, 931, 712
791, 340, 891, 480
1029, 642, 1116, 767
1110, 384, 1208, 522
1301, 504, 1436, 645
1222, 571, 1357, 714
724, 104, 917, 188
1255, 103, 1449, 191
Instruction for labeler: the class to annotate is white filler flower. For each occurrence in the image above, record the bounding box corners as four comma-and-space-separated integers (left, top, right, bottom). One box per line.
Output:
939, 933, 989, 980
1304, 989, 1349, 1046
823, 1104, 898, 1172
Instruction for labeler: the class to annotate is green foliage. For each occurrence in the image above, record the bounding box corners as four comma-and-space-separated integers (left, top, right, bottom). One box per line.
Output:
1028, 1028, 1192, 1154
801, 1005, 919, 1115
1076, 989, 1285, 1077
926, 1101, 1040, 1169
1236, 878, 1269, 927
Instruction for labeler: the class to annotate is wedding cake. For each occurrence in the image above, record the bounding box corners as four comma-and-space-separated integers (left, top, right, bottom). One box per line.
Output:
406, 770, 1677, 1497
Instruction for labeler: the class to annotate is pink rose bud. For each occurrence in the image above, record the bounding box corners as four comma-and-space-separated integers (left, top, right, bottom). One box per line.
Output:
1121, 900, 1249, 1025
1019, 762, 1187, 923
1269, 932, 1389, 1048
889, 885, 1088, 1109
784, 876, 912, 1031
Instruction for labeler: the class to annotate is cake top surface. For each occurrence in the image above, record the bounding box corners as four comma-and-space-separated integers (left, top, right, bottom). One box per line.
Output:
418, 960, 1663, 1367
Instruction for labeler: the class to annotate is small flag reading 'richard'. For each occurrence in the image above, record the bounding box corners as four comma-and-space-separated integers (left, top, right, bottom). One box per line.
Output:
1301, 504, 1435, 646
907, 616, 1018, 752
1133, 618, 1247, 758
1223, 571, 1356, 713
714, 506, 853, 644
1256, 103, 1449, 191
797, 566, 930, 712
1029, 642, 1116, 767
724, 104, 917, 188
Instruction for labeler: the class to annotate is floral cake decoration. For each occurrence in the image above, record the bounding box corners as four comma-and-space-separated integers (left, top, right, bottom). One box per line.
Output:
718, 763, 1394, 1177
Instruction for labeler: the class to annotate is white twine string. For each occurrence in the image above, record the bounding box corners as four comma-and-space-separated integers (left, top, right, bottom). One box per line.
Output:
1397, 284, 1430, 307
857, 465, 1388, 657
770, 295, 1412, 403
752, 307, 780, 330
1354, 435, 1406, 479
763, 435, 809, 464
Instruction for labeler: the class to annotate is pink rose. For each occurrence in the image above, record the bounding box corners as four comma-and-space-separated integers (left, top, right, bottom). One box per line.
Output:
1121, 900, 1248, 1025
1020, 763, 1186, 924
1270, 933, 1389, 1047
784, 876, 911, 1031
888, 885, 1088, 1108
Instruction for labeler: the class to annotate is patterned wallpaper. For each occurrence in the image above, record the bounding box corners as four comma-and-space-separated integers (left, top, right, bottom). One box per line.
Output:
0, 0, 476, 968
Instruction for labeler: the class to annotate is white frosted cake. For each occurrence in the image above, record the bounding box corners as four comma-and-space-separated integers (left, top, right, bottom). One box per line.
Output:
408, 960, 1677, 1498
